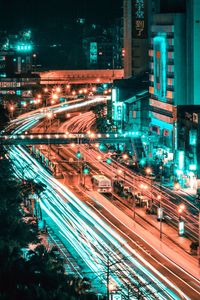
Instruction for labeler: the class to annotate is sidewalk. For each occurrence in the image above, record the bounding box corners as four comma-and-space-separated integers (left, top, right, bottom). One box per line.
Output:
116, 196, 193, 254
87, 191, 200, 281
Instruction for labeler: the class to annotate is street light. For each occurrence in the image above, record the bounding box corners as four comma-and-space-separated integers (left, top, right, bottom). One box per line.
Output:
122, 153, 128, 160
145, 167, 152, 175
9, 105, 15, 119
157, 195, 163, 240
178, 204, 185, 236
145, 167, 153, 210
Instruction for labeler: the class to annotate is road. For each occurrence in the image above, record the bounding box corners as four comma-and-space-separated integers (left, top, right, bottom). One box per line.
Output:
4, 102, 200, 299
9, 145, 200, 299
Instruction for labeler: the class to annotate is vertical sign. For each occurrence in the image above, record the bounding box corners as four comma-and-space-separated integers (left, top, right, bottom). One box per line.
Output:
90, 42, 97, 64
153, 34, 167, 100
132, 0, 148, 39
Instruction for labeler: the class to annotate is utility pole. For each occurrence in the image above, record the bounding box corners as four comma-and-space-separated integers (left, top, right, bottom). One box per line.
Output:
106, 255, 110, 300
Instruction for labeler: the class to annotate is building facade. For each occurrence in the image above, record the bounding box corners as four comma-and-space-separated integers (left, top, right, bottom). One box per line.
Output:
148, 0, 200, 183
123, 0, 155, 78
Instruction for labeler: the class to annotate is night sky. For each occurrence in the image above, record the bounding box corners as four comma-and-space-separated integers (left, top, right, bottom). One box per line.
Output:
0, 0, 122, 31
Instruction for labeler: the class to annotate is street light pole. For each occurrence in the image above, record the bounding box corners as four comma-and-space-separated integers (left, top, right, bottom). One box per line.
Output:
106, 255, 110, 300
157, 195, 162, 240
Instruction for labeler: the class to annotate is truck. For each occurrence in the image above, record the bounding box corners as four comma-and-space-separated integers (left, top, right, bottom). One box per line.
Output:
91, 175, 112, 193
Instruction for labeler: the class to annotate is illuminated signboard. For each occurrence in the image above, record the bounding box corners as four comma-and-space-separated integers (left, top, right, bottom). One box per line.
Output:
153, 34, 167, 101
113, 102, 123, 121
90, 42, 97, 64
132, 0, 148, 39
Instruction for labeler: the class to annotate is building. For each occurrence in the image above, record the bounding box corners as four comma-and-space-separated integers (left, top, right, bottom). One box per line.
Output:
148, 0, 200, 183
82, 21, 123, 70
149, 13, 186, 149
123, 0, 155, 78
186, 0, 200, 106
0, 32, 33, 76
0, 31, 39, 108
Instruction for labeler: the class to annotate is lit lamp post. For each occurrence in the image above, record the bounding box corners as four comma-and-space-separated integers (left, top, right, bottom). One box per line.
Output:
9, 105, 15, 119
178, 204, 185, 236
140, 183, 148, 195
140, 183, 148, 208
51, 93, 59, 105
157, 195, 163, 240
145, 167, 153, 209
43, 87, 49, 106
117, 169, 126, 181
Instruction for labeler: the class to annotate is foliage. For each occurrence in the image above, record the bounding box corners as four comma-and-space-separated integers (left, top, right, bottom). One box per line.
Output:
91, 103, 110, 132
0, 145, 96, 299
0, 104, 9, 130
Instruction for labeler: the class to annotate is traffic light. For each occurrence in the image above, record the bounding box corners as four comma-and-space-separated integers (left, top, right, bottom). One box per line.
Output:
122, 48, 125, 57
76, 150, 82, 159
83, 164, 89, 174
106, 158, 112, 164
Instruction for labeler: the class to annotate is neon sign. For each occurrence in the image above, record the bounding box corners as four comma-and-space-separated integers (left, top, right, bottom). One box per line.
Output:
132, 0, 147, 39
153, 34, 167, 101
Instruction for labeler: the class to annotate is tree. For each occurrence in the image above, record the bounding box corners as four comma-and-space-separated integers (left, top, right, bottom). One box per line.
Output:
0, 146, 96, 300
0, 104, 9, 130
91, 103, 109, 132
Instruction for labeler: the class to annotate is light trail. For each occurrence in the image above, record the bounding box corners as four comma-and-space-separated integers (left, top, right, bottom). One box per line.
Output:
5, 99, 199, 299
8, 144, 191, 300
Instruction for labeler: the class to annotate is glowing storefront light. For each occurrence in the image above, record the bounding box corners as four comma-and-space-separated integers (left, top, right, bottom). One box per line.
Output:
178, 151, 184, 171
16, 44, 32, 52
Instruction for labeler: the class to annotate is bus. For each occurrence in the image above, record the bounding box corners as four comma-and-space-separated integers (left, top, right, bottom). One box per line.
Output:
92, 175, 112, 193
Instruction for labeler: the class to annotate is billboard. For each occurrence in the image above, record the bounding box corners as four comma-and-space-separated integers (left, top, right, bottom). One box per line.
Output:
132, 0, 148, 39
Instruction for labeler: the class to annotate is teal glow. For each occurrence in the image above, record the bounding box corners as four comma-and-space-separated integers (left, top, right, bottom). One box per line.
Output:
178, 151, 184, 171
16, 44, 32, 52
99, 144, 105, 151
176, 169, 183, 176
0, 73, 6, 78
83, 165, 89, 174
140, 158, 146, 166
179, 220, 184, 236
106, 158, 112, 164
16, 90, 21, 96
153, 34, 167, 100
76, 151, 81, 159
189, 130, 197, 146
113, 102, 122, 121
112, 88, 117, 102
189, 164, 196, 171
151, 117, 173, 132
